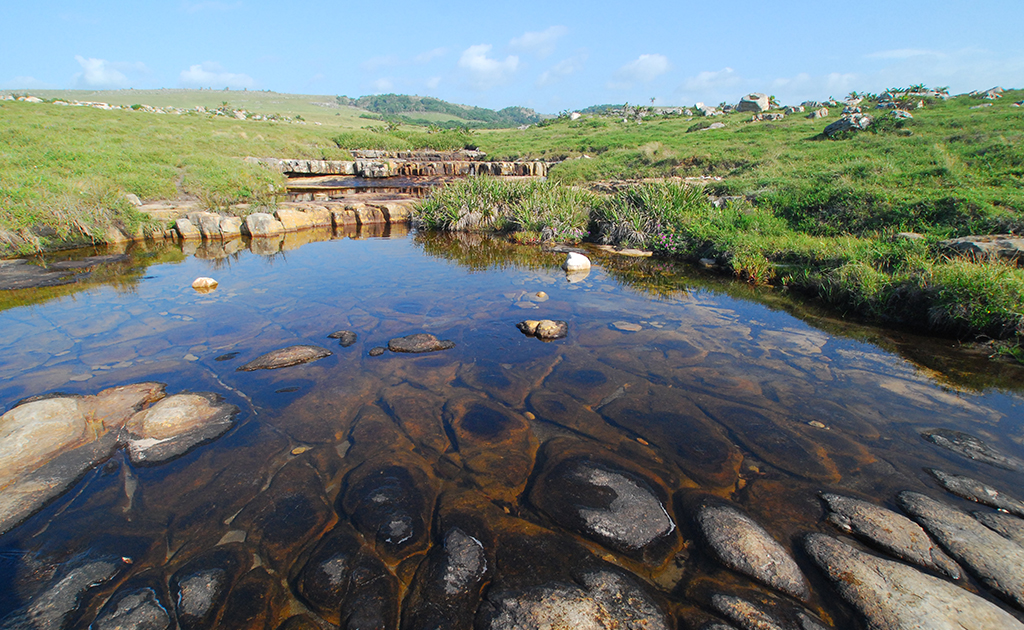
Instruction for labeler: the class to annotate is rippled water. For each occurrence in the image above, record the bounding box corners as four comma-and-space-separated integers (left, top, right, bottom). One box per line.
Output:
1, 229, 1023, 628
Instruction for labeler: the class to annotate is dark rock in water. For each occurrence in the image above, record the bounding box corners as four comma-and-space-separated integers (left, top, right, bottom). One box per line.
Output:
340, 460, 436, 562
898, 491, 1024, 609
805, 533, 1024, 629
214, 352, 240, 362
329, 330, 358, 347
369, 347, 386, 357
387, 333, 455, 353
477, 568, 669, 630
237, 345, 332, 371
974, 511, 1024, 546
709, 594, 826, 630
92, 572, 173, 630
401, 527, 489, 630
531, 457, 676, 562
232, 459, 331, 572
169, 544, 250, 630
0, 258, 80, 290
0, 555, 129, 630
928, 468, 1024, 517
921, 428, 1024, 472
219, 567, 281, 630
819, 492, 960, 579
516, 319, 568, 341
275, 616, 324, 630
123, 392, 238, 464
695, 502, 810, 602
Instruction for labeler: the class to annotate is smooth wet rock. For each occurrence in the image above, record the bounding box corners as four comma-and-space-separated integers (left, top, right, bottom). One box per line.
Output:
562, 252, 591, 272
516, 319, 568, 340
123, 393, 238, 464
820, 492, 960, 578
401, 527, 489, 630
387, 333, 455, 353
695, 502, 810, 601
191, 277, 217, 292
899, 491, 1024, 609
805, 533, 1024, 630
294, 523, 398, 628
91, 572, 173, 630
329, 330, 358, 347
928, 468, 1024, 517
237, 345, 332, 371
477, 567, 669, 630
369, 347, 386, 357
169, 544, 250, 630
709, 594, 821, 630
922, 428, 1024, 471
532, 457, 676, 562
340, 460, 437, 562
1, 555, 129, 630
975, 511, 1024, 546
219, 567, 281, 630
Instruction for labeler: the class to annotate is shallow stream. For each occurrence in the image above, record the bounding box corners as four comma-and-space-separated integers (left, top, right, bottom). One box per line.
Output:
1, 228, 1023, 629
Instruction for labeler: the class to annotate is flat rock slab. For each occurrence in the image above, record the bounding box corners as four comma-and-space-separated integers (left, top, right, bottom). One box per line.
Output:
922, 428, 1024, 472
48, 254, 130, 270
820, 492, 960, 578
387, 333, 455, 353
899, 491, 1024, 609
237, 345, 332, 371
805, 533, 1024, 630
0, 259, 79, 290
124, 393, 238, 464
478, 568, 669, 630
695, 503, 810, 601
929, 468, 1024, 517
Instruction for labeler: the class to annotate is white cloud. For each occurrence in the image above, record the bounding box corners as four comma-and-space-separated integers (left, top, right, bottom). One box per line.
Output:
425, 76, 441, 90
415, 47, 448, 64
458, 44, 519, 90
372, 78, 394, 92
510, 26, 567, 58
609, 54, 670, 89
179, 62, 254, 89
681, 67, 741, 93
537, 52, 587, 87
73, 56, 147, 88
2, 76, 55, 90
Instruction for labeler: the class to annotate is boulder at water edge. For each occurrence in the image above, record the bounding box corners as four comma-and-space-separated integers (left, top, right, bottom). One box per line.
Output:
562, 252, 591, 272
387, 333, 455, 353
237, 345, 332, 371
123, 393, 238, 464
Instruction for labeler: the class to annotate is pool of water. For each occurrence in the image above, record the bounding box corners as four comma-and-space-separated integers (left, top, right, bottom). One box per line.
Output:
1, 229, 1023, 628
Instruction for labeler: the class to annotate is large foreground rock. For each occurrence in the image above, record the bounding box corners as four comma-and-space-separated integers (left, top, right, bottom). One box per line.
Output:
940, 234, 1024, 263
819, 493, 960, 578
123, 393, 238, 464
805, 533, 1024, 629
898, 491, 1024, 609
921, 428, 1024, 471
737, 93, 770, 113
695, 502, 810, 601
928, 468, 1024, 517
975, 511, 1024, 546
237, 345, 332, 371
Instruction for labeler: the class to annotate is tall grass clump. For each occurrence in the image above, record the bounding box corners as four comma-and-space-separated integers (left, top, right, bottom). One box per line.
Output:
415, 178, 597, 241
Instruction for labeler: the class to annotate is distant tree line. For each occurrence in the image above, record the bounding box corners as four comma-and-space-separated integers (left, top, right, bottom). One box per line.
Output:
336, 94, 543, 128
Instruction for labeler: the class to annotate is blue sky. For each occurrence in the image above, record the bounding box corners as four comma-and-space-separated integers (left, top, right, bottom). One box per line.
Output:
2, 0, 1023, 113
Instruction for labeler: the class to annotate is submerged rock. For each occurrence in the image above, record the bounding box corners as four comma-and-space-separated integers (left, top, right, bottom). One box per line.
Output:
805, 533, 1024, 630
169, 544, 250, 630
123, 393, 238, 464
219, 567, 281, 630
329, 330, 358, 347
921, 428, 1024, 472
477, 568, 669, 630
709, 594, 825, 630
819, 492, 960, 578
532, 457, 676, 562
401, 527, 490, 630
695, 502, 810, 601
91, 572, 173, 630
898, 491, 1024, 609
237, 345, 332, 371
387, 333, 455, 353
974, 511, 1024, 546
928, 468, 1024, 517
516, 320, 568, 341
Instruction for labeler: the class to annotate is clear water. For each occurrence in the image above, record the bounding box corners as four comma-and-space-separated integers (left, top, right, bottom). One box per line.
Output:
1, 229, 1022, 628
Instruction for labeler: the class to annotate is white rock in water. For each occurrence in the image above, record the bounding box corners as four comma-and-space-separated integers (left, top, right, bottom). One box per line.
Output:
191, 277, 218, 291
562, 252, 591, 272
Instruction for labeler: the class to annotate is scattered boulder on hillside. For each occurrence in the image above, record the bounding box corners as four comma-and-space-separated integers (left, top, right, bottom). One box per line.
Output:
892, 109, 914, 119
842, 106, 861, 114
823, 114, 872, 137
807, 107, 829, 119
737, 93, 770, 113
695, 103, 722, 117
784, 105, 805, 114
750, 113, 784, 122
939, 235, 1024, 264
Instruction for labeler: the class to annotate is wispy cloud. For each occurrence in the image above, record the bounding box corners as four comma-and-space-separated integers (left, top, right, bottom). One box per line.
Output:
415, 47, 448, 64
510, 26, 567, 58
425, 76, 441, 90
608, 53, 670, 89
458, 44, 519, 90
74, 56, 148, 88
179, 62, 254, 89
537, 52, 587, 87
681, 67, 741, 93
